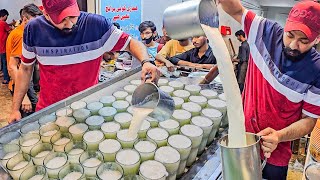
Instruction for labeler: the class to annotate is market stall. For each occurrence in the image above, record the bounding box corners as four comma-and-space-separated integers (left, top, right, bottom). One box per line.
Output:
0, 67, 228, 180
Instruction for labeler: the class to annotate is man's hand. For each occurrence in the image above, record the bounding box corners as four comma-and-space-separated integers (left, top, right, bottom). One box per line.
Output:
257, 128, 281, 158
165, 61, 175, 72
8, 110, 22, 124
141, 62, 160, 84
22, 95, 32, 113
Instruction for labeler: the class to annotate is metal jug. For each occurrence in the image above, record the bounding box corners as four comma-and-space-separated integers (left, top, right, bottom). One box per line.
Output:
219, 133, 267, 180
163, 0, 219, 40
132, 83, 175, 122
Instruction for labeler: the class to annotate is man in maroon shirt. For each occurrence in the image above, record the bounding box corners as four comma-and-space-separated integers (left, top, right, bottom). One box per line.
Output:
0, 9, 12, 84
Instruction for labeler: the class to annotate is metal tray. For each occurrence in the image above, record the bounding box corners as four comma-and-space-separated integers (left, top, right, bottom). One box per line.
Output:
0, 67, 224, 180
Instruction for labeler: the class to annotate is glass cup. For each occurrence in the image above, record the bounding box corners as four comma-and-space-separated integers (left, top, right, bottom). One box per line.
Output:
172, 97, 184, 109
19, 165, 47, 180
43, 152, 68, 179
168, 81, 184, 90
115, 149, 141, 176
184, 85, 201, 95
180, 125, 203, 148
176, 160, 187, 178
207, 99, 227, 127
39, 123, 61, 143
159, 86, 175, 96
189, 96, 208, 109
125, 95, 132, 104
64, 141, 87, 164
113, 91, 129, 101
159, 120, 180, 136
73, 109, 91, 123
154, 147, 180, 175
116, 130, 138, 149
87, 102, 104, 115
139, 160, 168, 180
172, 110, 192, 126
114, 113, 132, 129
100, 96, 116, 107
20, 122, 40, 135
38, 115, 57, 126
30, 143, 53, 166
134, 139, 157, 162
80, 151, 104, 177
69, 123, 89, 141
56, 107, 73, 117
138, 121, 151, 139
126, 106, 133, 115
112, 101, 130, 113
186, 147, 199, 167
99, 139, 121, 162
130, 79, 142, 86
146, 128, 169, 147
99, 107, 117, 122
158, 78, 169, 86
182, 102, 202, 117
201, 108, 223, 145
83, 130, 105, 151
199, 89, 218, 99
58, 163, 85, 180
86, 116, 105, 130
70, 101, 87, 111
145, 116, 159, 128
19, 133, 41, 154
191, 116, 213, 154
0, 144, 20, 168
0, 131, 21, 145
173, 90, 190, 101
124, 85, 137, 95
101, 122, 121, 139
97, 162, 124, 180
50, 132, 72, 152
55, 117, 75, 133
6, 153, 33, 180
167, 135, 192, 161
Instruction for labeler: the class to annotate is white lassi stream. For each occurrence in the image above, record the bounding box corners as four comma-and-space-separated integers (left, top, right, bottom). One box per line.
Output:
128, 107, 153, 137
201, 24, 247, 148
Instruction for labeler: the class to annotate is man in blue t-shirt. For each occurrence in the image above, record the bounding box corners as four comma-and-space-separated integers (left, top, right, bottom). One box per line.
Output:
138, 21, 162, 61
9, 0, 160, 123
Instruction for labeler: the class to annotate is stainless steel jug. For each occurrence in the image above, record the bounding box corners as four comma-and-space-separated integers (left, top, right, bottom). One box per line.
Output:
132, 83, 175, 122
163, 0, 219, 40
219, 133, 267, 180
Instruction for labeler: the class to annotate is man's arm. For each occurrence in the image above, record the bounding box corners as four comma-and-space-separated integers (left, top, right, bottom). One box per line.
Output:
155, 43, 175, 71
8, 57, 19, 81
125, 39, 160, 82
9, 63, 34, 123
257, 114, 316, 158
9, 57, 33, 114
218, 0, 245, 24
169, 50, 191, 65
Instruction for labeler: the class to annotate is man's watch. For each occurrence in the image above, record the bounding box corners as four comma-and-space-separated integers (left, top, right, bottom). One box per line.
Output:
141, 58, 154, 66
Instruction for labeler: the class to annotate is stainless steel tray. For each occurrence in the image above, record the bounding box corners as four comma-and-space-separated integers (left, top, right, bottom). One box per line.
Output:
0, 67, 224, 180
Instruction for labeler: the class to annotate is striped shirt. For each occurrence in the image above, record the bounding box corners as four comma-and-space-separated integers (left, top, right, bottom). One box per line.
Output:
242, 10, 320, 166
21, 12, 131, 110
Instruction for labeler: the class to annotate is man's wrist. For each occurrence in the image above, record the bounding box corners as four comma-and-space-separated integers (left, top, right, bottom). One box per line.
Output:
141, 58, 153, 66
276, 130, 284, 143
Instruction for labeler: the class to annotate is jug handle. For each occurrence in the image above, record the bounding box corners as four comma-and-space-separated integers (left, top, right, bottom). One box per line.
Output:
261, 157, 267, 170
145, 74, 158, 86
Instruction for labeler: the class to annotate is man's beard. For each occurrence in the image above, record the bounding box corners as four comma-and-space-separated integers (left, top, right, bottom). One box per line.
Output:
61, 24, 78, 35
283, 47, 307, 61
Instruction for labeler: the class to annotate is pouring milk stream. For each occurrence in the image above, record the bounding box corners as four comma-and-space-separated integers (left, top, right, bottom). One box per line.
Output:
201, 24, 247, 147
